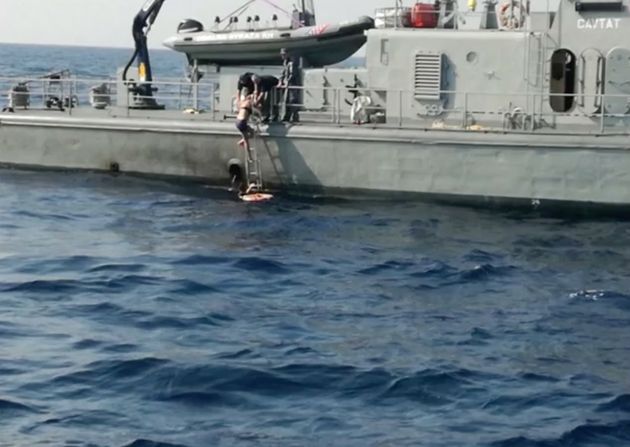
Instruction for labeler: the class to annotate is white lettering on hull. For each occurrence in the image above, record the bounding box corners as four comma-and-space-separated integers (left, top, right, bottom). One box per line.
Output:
577, 18, 621, 30
196, 32, 277, 43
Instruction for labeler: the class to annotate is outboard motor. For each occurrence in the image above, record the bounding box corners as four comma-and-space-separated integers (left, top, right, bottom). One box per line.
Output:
178, 18, 204, 34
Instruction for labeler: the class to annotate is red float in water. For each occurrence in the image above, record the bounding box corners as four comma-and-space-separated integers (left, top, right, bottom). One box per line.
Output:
241, 193, 274, 203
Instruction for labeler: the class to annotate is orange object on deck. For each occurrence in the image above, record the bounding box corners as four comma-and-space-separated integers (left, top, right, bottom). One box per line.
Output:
411, 2, 438, 28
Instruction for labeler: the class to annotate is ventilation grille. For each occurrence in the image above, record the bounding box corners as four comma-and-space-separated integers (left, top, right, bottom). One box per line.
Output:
414, 52, 443, 100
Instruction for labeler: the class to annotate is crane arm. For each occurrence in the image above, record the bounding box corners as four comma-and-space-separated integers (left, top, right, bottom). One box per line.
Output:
123, 0, 166, 84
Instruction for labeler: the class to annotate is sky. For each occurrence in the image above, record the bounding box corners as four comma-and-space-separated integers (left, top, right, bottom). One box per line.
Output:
0, 0, 387, 49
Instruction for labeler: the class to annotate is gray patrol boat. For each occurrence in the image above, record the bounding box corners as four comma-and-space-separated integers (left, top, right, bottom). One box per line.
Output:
1, 0, 630, 209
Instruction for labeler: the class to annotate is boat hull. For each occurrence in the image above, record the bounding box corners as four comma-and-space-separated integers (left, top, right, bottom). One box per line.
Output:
2, 112, 630, 210
164, 17, 374, 66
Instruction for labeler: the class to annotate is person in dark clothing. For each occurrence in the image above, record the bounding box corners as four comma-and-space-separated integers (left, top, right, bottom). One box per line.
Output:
278, 48, 300, 123
255, 75, 279, 123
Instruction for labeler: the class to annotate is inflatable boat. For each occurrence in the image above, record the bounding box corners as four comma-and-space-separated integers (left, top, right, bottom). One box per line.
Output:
163, 15, 374, 67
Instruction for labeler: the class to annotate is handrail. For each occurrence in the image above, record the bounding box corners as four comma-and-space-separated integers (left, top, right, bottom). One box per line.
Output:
1, 75, 629, 135
374, 0, 557, 32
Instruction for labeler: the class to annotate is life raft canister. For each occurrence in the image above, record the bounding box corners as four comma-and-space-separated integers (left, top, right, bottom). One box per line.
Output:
411, 2, 438, 29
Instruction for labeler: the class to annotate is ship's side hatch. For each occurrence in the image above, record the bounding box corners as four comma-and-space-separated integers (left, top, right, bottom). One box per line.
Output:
604, 47, 630, 116
578, 48, 605, 116
549, 49, 576, 113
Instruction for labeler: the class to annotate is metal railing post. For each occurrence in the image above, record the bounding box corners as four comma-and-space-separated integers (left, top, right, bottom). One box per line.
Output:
462, 91, 468, 128
192, 60, 199, 111
600, 95, 606, 134
336, 87, 341, 124
398, 90, 403, 128
530, 93, 536, 133
210, 82, 216, 119
68, 80, 72, 116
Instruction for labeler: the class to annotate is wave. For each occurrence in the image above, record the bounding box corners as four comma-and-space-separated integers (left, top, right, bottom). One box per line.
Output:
232, 257, 291, 274
0, 398, 39, 415
1, 275, 165, 295
121, 440, 189, 447
463, 249, 505, 263
513, 235, 584, 248
458, 327, 495, 346
28, 358, 498, 411
482, 394, 556, 415
135, 315, 224, 330
37, 409, 127, 428
357, 259, 458, 279
69, 303, 151, 325
172, 255, 231, 266
569, 290, 630, 312
490, 420, 630, 446
12, 210, 75, 221
87, 263, 147, 274
597, 394, 630, 413
358, 260, 416, 275
0, 399, 35, 412
42, 357, 170, 391
159, 391, 245, 407
72, 339, 139, 354
410, 261, 456, 278
168, 279, 219, 295
456, 264, 517, 282
2, 279, 82, 294
0, 321, 29, 338
15, 255, 97, 274
67, 302, 232, 331
517, 373, 560, 383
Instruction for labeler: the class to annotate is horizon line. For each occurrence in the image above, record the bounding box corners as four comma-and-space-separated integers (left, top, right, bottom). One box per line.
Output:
0, 41, 173, 51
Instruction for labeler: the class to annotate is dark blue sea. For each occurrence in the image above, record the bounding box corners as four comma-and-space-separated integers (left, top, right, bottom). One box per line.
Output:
1, 44, 630, 447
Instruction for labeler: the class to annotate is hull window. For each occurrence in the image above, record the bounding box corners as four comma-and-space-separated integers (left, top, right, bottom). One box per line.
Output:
550, 49, 576, 113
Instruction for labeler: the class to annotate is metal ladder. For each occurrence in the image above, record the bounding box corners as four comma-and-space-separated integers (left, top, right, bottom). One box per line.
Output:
244, 122, 264, 194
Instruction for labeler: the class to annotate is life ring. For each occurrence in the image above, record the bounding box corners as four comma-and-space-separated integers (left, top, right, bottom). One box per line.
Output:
498, 1, 524, 29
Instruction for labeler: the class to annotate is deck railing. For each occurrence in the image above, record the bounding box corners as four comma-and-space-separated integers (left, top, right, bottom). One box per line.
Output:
374, 0, 558, 31
0, 75, 219, 116
1, 75, 629, 136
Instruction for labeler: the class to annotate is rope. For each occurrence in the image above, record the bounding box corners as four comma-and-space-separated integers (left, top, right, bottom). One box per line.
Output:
219, 0, 293, 30
219, 0, 257, 25
259, 0, 292, 18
